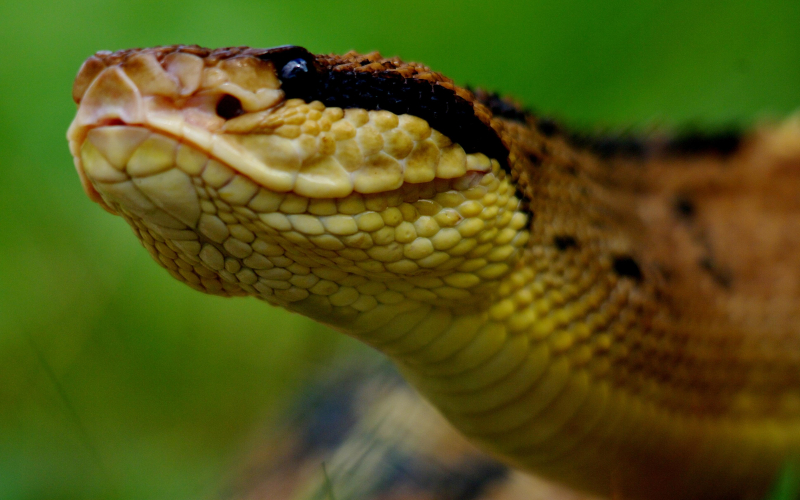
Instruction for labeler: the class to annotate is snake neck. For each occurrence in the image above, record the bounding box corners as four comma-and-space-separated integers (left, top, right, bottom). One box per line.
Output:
68, 45, 800, 500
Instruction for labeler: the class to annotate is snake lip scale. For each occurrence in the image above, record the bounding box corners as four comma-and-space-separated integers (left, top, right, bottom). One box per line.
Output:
67, 45, 800, 500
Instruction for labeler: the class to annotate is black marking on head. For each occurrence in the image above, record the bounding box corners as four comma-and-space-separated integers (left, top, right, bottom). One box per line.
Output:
472, 90, 529, 124
311, 73, 509, 169
216, 94, 244, 119
699, 256, 732, 289
553, 235, 579, 250
673, 195, 696, 219
255, 46, 510, 173
612, 255, 643, 281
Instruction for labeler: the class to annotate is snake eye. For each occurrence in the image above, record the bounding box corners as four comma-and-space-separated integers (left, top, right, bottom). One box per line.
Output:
278, 57, 317, 98
280, 58, 310, 81
216, 94, 244, 119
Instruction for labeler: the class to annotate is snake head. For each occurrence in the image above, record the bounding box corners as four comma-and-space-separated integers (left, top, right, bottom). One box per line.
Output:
67, 45, 296, 209
67, 45, 529, 320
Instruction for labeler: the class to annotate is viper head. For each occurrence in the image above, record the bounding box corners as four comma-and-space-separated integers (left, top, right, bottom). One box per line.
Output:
67, 45, 530, 325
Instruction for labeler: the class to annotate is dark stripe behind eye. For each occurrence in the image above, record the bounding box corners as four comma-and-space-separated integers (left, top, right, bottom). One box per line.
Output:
256, 46, 510, 172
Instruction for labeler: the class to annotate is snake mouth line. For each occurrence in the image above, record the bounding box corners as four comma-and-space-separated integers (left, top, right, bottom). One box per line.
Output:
69, 82, 500, 208
77, 123, 499, 227
75, 115, 500, 218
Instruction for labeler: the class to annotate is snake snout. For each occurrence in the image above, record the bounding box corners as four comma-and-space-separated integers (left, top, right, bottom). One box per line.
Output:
79, 126, 202, 230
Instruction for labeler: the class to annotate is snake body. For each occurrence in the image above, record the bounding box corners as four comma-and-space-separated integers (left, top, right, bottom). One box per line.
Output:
67, 45, 800, 499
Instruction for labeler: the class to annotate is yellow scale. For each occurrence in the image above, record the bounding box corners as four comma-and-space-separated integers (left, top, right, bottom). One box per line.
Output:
67, 45, 800, 500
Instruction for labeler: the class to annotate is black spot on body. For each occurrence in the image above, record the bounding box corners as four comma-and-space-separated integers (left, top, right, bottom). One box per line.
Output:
554, 235, 579, 250
568, 125, 742, 160
667, 129, 742, 157
215, 94, 244, 119
673, 195, 696, 219
526, 152, 542, 166
612, 256, 643, 281
568, 132, 649, 159
536, 118, 559, 137
599, 136, 647, 159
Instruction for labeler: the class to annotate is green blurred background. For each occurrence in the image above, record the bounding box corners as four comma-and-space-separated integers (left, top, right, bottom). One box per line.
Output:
0, 1, 798, 498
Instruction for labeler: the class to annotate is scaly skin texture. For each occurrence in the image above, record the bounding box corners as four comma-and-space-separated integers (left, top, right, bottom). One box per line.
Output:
67, 45, 800, 500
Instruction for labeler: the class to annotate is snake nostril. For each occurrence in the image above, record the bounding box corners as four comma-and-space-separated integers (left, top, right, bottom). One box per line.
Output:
216, 94, 244, 120
98, 118, 125, 127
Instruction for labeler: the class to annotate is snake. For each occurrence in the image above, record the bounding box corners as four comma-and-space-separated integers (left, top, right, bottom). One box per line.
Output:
66, 45, 800, 500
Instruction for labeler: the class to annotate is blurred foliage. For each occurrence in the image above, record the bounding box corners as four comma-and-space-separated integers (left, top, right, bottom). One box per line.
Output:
768, 462, 800, 500
0, 0, 797, 499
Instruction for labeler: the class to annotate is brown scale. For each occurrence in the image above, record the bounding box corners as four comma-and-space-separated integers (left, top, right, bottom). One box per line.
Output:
70, 45, 800, 500
484, 93, 800, 423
